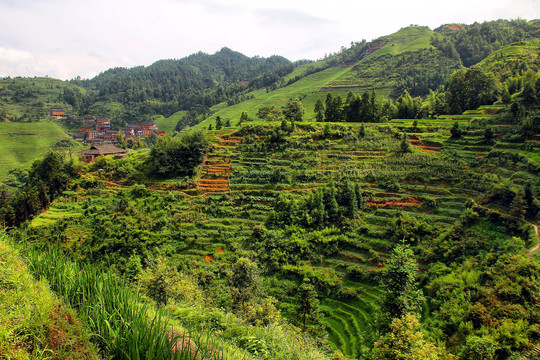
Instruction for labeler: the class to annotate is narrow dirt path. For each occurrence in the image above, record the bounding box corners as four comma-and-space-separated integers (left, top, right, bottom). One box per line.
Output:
527, 224, 540, 262
469, 199, 540, 262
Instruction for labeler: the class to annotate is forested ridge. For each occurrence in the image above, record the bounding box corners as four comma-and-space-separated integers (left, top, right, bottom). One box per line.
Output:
69, 48, 294, 120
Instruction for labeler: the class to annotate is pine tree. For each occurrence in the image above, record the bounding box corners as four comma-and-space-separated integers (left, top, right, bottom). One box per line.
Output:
358, 123, 366, 138
380, 245, 425, 325
355, 183, 364, 210
314, 99, 324, 122
401, 133, 412, 153
450, 122, 462, 139
295, 278, 322, 332
324, 185, 340, 224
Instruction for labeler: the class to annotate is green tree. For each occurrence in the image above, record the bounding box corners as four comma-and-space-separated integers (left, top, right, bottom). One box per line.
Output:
458, 336, 496, 360
116, 130, 127, 149
257, 106, 281, 121
283, 98, 305, 122
450, 122, 462, 139
373, 313, 453, 360
314, 99, 324, 122
524, 183, 539, 218
325, 93, 344, 122
380, 245, 425, 324
483, 127, 495, 144
149, 131, 209, 178
522, 82, 537, 105
238, 111, 249, 126
295, 278, 323, 332
397, 90, 415, 119
358, 123, 366, 138
230, 257, 260, 306
401, 133, 412, 153
447, 68, 499, 114
215, 116, 223, 130
323, 185, 340, 224
139, 257, 181, 306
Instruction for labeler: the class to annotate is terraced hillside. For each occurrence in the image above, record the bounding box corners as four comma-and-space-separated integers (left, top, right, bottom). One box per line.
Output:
26, 100, 540, 358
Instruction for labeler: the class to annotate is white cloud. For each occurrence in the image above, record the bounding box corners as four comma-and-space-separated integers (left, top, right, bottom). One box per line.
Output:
0, 0, 538, 79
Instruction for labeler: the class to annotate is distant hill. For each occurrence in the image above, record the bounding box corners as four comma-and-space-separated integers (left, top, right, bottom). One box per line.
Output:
195, 19, 538, 128
70, 48, 294, 121
474, 39, 540, 81
1, 19, 538, 128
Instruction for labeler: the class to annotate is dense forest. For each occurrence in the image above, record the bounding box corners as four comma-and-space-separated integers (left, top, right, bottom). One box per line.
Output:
0, 18, 539, 360
68, 48, 295, 121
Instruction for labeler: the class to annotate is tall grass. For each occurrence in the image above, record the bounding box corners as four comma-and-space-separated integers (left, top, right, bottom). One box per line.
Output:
22, 245, 214, 360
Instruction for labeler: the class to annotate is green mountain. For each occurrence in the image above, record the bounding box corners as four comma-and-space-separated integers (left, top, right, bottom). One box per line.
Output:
71, 48, 294, 120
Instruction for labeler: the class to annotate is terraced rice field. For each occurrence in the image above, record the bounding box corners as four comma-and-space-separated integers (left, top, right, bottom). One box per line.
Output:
29, 114, 540, 356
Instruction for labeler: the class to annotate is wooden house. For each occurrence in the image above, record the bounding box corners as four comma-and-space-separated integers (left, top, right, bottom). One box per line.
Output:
86, 130, 102, 139
121, 127, 135, 136
140, 120, 158, 130
49, 108, 65, 119
81, 144, 127, 163
103, 131, 118, 142
82, 117, 96, 126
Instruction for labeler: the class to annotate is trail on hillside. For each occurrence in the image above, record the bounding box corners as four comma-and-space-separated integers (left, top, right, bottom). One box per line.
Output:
470, 199, 540, 262
527, 224, 540, 262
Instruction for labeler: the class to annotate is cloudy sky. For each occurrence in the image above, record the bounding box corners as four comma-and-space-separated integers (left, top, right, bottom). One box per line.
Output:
0, 0, 538, 80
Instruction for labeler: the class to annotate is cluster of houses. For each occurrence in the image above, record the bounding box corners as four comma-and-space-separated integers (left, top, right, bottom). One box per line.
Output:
74, 116, 165, 145
48, 108, 166, 162
48, 108, 166, 145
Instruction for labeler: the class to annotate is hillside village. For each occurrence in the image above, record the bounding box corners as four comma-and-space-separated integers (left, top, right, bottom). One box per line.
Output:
49, 107, 166, 145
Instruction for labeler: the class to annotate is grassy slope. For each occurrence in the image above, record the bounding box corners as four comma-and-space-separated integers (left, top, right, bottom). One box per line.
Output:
0, 236, 100, 359
323, 26, 458, 97
0, 121, 72, 177
194, 66, 352, 129
369, 26, 435, 57
153, 111, 186, 133
196, 26, 449, 130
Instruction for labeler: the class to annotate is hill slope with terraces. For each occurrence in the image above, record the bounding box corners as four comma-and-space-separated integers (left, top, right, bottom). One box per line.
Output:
2, 18, 540, 360
25, 99, 540, 358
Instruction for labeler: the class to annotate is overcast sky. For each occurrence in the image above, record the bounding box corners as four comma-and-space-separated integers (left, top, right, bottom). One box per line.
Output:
0, 0, 538, 80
